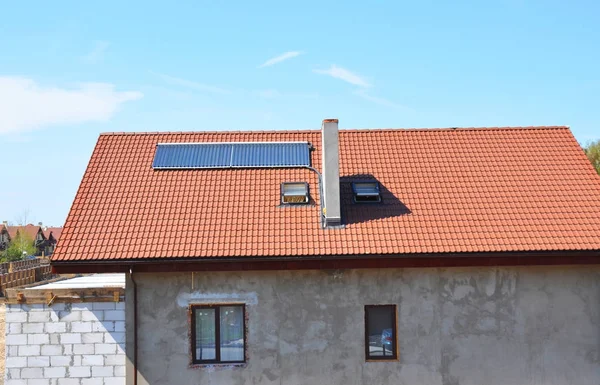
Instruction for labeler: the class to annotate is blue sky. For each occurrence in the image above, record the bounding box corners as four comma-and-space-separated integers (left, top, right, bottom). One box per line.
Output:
1, 0, 599, 226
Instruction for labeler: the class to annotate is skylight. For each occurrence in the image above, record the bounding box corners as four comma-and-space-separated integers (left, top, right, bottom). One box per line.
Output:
352, 181, 381, 203
281, 182, 309, 204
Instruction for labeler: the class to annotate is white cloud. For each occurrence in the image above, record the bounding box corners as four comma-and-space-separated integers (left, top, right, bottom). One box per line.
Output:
0, 76, 143, 135
258, 51, 303, 68
313, 65, 371, 87
83, 41, 110, 63
152, 71, 231, 95
353, 89, 409, 110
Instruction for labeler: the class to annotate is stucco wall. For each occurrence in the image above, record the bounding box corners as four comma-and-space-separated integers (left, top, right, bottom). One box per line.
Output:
4, 302, 126, 385
129, 266, 600, 385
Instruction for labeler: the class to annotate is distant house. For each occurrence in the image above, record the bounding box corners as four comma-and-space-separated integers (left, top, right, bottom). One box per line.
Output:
52, 120, 600, 384
0, 223, 9, 251
6, 224, 47, 256
43, 226, 63, 255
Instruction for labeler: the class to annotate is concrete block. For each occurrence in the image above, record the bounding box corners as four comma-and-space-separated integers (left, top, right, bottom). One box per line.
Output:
6, 304, 25, 312
71, 321, 93, 333
18, 345, 41, 356
68, 365, 91, 378
73, 344, 95, 355
48, 303, 66, 311
50, 356, 71, 366
71, 303, 93, 311
82, 333, 104, 344
27, 356, 50, 367
6, 334, 28, 346
5, 380, 27, 385
63, 344, 73, 355
7, 368, 20, 378
81, 310, 105, 321
58, 379, 80, 385
95, 343, 116, 355
58, 311, 80, 322
22, 304, 46, 312
92, 366, 113, 377
49, 334, 60, 344
92, 321, 114, 332
6, 312, 27, 322
92, 303, 115, 310
60, 333, 82, 344
27, 334, 50, 345
7, 346, 19, 356
20, 367, 43, 379
104, 332, 125, 344
22, 323, 44, 334
117, 343, 125, 354
44, 322, 67, 333
104, 354, 125, 366
115, 302, 125, 310
103, 379, 125, 385
28, 379, 51, 385
72, 355, 81, 366
114, 321, 125, 332
6, 356, 27, 368
114, 365, 126, 377
104, 311, 125, 321
28, 311, 51, 323
44, 367, 67, 378
41, 345, 62, 356
82, 355, 104, 366
8, 322, 22, 334
82, 379, 105, 385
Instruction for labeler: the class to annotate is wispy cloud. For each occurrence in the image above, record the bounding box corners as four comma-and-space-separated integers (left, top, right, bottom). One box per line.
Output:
151, 71, 231, 95
0, 76, 142, 135
83, 41, 110, 63
313, 65, 371, 87
353, 89, 409, 110
258, 51, 303, 68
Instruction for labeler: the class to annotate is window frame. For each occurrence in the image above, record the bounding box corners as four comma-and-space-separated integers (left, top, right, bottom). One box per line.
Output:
351, 181, 382, 204
280, 181, 310, 205
364, 304, 398, 361
190, 304, 247, 365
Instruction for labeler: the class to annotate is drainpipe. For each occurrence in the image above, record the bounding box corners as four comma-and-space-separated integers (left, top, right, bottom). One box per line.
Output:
129, 268, 138, 385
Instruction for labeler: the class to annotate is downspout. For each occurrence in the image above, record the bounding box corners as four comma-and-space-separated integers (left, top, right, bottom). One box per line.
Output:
305, 166, 325, 228
129, 268, 138, 385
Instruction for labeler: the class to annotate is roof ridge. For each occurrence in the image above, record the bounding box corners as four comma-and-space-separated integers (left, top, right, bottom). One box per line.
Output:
99, 126, 570, 136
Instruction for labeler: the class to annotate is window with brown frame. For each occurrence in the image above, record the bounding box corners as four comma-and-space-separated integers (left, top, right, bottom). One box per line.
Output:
365, 305, 397, 360
191, 304, 246, 364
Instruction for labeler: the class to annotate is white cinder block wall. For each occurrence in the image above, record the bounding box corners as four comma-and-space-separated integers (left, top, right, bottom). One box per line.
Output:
4, 302, 125, 385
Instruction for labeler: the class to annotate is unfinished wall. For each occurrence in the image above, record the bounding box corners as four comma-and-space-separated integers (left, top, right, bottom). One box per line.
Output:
4, 302, 125, 385
129, 266, 600, 385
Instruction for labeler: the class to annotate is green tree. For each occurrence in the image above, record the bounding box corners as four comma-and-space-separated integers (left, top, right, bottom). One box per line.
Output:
1, 230, 36, 262
584, 140, 600, 175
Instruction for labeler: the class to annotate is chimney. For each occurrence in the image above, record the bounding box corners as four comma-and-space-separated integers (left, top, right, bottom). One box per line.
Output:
321, 119, 342, 227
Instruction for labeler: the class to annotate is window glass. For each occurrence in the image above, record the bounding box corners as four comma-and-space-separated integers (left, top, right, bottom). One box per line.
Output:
195, 308, 216, 361
365, 305, 396, 359
219, 306, 245, 362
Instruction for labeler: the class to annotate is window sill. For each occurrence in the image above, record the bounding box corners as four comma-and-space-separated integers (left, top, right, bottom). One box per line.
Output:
189, 362, 247, 371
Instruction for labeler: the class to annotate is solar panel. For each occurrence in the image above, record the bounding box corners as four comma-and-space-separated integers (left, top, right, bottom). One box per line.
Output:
152, 142, 311, 169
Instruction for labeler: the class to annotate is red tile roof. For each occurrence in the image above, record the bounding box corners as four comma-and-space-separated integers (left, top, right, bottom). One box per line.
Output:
43, 227, 63, 241
7, 225, 43, 241
52, 126, 600, 263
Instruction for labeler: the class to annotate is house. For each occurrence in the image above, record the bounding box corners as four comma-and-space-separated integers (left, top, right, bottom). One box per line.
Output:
0, 223, 9, 251
6, 224, 47, 256
3, 274, 126, 383
51, 120, 600, 385
42, 227, 63, 255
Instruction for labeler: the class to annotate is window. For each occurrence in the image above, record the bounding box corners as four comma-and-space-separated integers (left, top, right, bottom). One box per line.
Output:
281, 182, 309, 204
365, 305, 397, 360
352, 182, 381, 203
191, 304, 246, 364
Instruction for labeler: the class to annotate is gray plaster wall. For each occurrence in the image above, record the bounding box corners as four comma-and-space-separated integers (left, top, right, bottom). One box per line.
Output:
129, 266, 600, 385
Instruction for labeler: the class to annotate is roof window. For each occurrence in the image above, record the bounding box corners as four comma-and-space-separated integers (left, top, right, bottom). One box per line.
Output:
281, 182, 309, 204
352, 181, 381, 203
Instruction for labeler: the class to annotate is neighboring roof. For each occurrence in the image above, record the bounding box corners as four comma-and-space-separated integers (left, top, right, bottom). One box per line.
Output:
44, 227, 63, 241
7, 225, 43, 241
52, 126, 600, 264
25, 274, 125, 290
